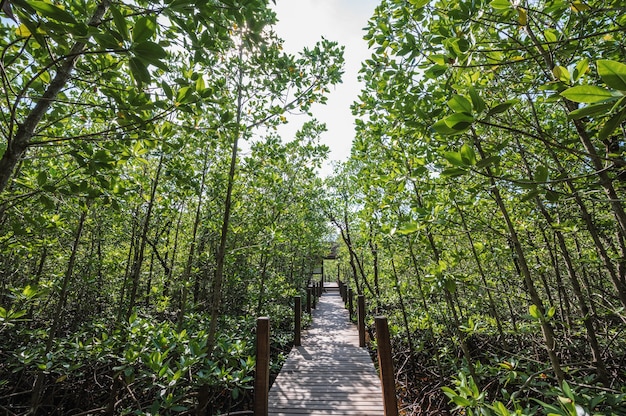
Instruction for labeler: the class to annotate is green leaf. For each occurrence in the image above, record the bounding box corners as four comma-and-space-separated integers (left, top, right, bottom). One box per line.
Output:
36, 171, 47, 186
396, 222, 418, 235
535, 165, 548, 183
425, 64, 447, 79
468, 87, 485, 113
544, 29, 558, 43
110, 6, 128, 41
460, 144, 476, 165
23, 285, 38, 299
28, 1, 77, 24
132, 41, 166, 60
448, 95, 472, 114
444, 278, 457, 293
573, 58, 589, 82
545, 189, 560, 202
129, 57, 150, 87
132, 16, 156, 43
408, 0, 429, 7
546, 306, 556, 320
476, 155, 500, 169
521, 189, 539, 202
598, 107, 626, 141
441, 168, 468, 178
560, 85, 617, 103
433, 113, 474, 135
552, 66, 570, 83
529, 304, 541, 319
487, 100, 517, 116
131, 41, 168, 72
432, 119, 457, 135
444, 151, 465, 167
490, 0, 511, 10
162, 81, 173, 100
597, 59, 626, 91
561, 381, 574, 400
567, 102, 614, 119
176, 86, 192, 104
195, 76, 205, 92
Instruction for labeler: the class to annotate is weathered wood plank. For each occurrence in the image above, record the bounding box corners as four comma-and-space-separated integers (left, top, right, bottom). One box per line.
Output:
267, 292, 385, 416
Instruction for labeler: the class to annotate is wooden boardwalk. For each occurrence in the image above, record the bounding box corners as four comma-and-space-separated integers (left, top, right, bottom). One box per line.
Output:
268, 284, 385, 415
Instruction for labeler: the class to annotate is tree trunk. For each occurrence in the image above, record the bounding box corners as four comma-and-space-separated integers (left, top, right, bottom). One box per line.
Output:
126, 153, 164, 319
474, 137, 564, 383
454, 199, 505, 339
31, 205, 88, 412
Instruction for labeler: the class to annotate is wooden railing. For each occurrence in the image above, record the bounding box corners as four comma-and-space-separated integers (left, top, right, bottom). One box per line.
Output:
338, 279, 399, 416
252, 280, 398, 416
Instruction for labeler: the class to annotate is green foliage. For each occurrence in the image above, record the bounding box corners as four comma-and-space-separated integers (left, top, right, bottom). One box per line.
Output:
340, 0, 626, 412
0, 0, 342, 412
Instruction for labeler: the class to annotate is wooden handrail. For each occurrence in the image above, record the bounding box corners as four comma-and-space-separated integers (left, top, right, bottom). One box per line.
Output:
357, 295, 366, 348
254, 317, 270, 416
348, 288, 354, 320
375, 316, 398, 416
294, 296, 301, 347
306, 287, 312, 314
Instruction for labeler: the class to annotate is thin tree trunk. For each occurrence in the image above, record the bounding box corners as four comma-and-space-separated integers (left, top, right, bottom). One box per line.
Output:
390, 256, 414, 357
454, 199, 505, 339
31, 205, 87, 413
117, 205, 139, 322
178, 149, 210, 331
126, 153, 164, 319
198, 45, 245, 416
474, 137, 564, 383
516, 140, 610, 384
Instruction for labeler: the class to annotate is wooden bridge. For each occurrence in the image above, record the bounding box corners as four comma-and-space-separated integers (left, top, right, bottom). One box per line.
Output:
254, 282, 398, 416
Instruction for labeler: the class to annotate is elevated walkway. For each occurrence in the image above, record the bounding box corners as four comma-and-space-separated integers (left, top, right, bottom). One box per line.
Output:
267, 292, 384, 415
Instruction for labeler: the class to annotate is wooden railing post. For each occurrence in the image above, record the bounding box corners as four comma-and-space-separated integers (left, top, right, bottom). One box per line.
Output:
306, 287, 311, 314
357, 295, 365, 348
348, 288, 354, 320
375, 316, 398, 416
312, 286, 317, 309
294, 296, 301, 347
317, 281, 322, 297
254, 317, 270, 416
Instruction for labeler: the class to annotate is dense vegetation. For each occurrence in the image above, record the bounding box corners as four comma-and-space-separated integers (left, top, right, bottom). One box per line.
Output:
0, 1, 341, 414
331, 0, 626, 414
1, 0, 625, 415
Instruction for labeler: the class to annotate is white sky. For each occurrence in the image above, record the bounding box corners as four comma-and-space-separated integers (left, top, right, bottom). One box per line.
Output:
272, 0, 380, 175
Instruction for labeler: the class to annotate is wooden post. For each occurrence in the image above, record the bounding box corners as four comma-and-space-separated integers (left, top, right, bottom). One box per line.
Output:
306, 287, 311, 314
375, 316, 398, 416
294, 296, 301, 347
342, 283, 347, 304
317, 281, 322, 297
312, 286, 317, 309
348, 288, 354, 320
357, 295, 365, 348
254, 317, 270, 416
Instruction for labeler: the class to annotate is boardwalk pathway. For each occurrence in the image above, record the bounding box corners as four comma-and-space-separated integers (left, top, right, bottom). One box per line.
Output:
268, 284, 385, 415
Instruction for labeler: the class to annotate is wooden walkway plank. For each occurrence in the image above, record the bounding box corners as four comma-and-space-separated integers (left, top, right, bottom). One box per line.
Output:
267, 286, 385, 416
